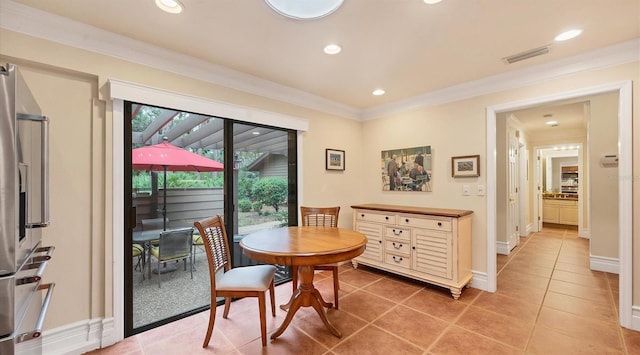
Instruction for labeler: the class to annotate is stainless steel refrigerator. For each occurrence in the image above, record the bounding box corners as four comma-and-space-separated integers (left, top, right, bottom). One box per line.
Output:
0, 63, 55, 355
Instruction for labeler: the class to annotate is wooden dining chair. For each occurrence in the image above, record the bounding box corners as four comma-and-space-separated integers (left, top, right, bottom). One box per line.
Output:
295, 206, 341, 308
193, 215, 276, 348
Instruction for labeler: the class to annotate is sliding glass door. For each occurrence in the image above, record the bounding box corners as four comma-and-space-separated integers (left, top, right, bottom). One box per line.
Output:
230, 122, 297, 283
124, 103, 296, 336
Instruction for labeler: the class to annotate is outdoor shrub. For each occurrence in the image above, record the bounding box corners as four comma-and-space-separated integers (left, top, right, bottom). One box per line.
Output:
238, 199, 252, 212
238, 172, 258, 200
252, 201, 263, 213
274, 211, 289, 226
251, 177, 287, 212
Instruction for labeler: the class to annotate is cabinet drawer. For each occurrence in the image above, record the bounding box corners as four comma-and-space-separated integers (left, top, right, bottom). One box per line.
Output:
399, 214, 452, 232
384, 226, 410, 241
543, 199, 577, 207
385, 239, 411, 255
355, 210, 396, 224
385, 253, 411, 269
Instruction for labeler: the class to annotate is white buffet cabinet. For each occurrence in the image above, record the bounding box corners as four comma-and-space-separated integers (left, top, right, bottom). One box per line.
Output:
351, 204, 473, 299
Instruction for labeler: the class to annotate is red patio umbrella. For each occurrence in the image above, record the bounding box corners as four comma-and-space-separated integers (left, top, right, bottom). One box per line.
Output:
132, 139, 224, 230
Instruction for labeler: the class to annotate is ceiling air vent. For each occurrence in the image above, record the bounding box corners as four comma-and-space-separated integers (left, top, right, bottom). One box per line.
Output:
503, 45, 551, 64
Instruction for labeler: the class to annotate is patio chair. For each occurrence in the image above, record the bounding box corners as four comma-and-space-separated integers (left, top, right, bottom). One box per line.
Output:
193, 215, 276, 348
148, 227, 194, 288
141, 217, 170, 230
191, 233, 204, 269
141, 217, 170, 247
133, 243, 144, 272
294, 206, 341, 309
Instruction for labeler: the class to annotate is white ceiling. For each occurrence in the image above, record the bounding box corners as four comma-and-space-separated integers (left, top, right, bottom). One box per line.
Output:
508, 100, 587, 137
6, 0, 639, 116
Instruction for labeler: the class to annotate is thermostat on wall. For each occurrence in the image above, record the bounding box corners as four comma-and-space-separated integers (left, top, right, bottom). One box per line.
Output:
600, 155, 618, 167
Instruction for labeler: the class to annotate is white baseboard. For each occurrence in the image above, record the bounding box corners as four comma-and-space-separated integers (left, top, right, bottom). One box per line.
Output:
523, 223, 533, 236
496, 241, 511, 255
470, 270, 488, 291
631, 306, 640, 331
580, 227, 590, 239
590, 255, 619, 274
41, 318, 113, 355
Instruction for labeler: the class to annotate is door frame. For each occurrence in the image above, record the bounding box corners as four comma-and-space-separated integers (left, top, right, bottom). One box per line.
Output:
485, 80, 633, 328
108, 79, 309, 345
518, 142, 527, 237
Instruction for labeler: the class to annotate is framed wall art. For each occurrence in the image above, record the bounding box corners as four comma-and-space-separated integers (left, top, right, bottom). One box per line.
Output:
326, 148, 345, 171
381, 145, 432, 192
452, 155, 480, 177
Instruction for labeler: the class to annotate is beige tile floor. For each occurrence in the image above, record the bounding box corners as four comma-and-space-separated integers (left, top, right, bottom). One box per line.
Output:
88, 226, 640, 354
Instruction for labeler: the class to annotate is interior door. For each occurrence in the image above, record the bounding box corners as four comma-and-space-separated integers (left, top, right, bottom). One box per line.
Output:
507, 127, 520, 251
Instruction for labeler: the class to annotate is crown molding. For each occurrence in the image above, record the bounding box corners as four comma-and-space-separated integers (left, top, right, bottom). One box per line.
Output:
361, 38, 640, 120
1, 0, 638, 122
0, 0, 360, 120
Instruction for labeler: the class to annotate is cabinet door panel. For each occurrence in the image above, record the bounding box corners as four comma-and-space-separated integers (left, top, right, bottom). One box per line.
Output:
355, 221, 383, 261
412, 228, 452, 279
559, 207, 578, 225
542, 205, 560, 223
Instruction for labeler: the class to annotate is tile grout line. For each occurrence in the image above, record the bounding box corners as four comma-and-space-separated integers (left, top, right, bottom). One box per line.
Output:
521, 228, 564, 354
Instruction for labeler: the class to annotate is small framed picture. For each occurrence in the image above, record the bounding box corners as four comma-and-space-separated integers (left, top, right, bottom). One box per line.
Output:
452, 155, 480, 177
326, 149, 345, 171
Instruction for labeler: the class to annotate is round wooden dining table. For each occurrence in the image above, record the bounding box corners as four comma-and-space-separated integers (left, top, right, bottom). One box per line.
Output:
240, 226, 366, 340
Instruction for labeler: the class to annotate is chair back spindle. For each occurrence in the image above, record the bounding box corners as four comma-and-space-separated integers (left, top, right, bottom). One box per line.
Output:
301, 206, 340, 227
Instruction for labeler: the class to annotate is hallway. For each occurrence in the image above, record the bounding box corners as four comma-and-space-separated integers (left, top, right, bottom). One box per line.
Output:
88, 226, 639, 354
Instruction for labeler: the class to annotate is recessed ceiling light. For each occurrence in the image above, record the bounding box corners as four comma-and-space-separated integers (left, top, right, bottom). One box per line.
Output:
252, 131, 260, 135
546, 120, 558, 127
423, 0, 443, 4
372, 89, 386, 96
265, 0, 344, 20
324, 44, 342, 55
155, 0, 183, 14
555, 29, 582, 41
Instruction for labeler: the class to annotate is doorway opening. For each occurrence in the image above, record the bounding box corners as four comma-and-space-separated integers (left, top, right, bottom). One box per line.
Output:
534, 144, 584, 235
485, 80, 633, 328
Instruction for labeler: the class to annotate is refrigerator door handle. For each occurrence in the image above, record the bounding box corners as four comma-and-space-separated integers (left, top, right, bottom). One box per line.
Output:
18, 113, 49, 229
15, 283, 55, 344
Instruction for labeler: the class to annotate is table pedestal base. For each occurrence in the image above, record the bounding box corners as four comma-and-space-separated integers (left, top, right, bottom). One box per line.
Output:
271, 265, 341, 340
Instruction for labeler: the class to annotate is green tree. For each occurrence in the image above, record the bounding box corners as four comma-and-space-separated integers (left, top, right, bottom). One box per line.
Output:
238, 171, 258, 200
251, 177, 287, 212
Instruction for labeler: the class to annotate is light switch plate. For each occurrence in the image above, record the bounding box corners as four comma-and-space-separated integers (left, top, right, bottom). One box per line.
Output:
463, 184, 470, 196
477, 184, 485, 196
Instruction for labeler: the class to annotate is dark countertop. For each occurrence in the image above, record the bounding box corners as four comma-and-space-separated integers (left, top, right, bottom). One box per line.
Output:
543, 194, 578, 201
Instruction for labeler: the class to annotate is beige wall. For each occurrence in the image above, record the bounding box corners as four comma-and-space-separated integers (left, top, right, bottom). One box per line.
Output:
15, 64, 102, 327
359, 63, 639, 302
589, 93, 620, 258
2, 27, 639, 334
